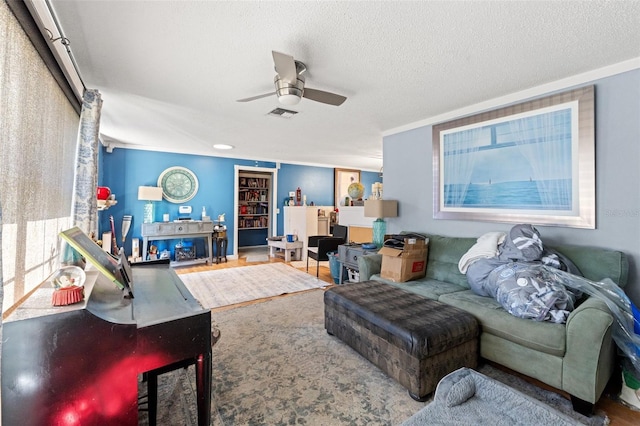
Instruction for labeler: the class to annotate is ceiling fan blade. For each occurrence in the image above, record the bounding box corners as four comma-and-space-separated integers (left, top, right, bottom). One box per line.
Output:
303, 88, 347, 106
236, 92, 275, 102
272, 51, 297, 83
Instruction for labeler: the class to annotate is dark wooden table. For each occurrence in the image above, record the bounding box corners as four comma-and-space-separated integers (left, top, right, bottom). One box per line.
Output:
2, 264, 212, 426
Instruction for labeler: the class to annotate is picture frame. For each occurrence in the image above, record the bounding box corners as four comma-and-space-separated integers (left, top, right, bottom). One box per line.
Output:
334, 168, 361, 206
432, 85, 595, 229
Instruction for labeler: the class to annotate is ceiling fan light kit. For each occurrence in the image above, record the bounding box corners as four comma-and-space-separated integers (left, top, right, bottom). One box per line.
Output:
275, 73, 304, 105
278, 94, 301, 105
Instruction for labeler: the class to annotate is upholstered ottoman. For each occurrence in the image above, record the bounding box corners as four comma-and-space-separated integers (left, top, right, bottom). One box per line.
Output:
324, 281, 479, 400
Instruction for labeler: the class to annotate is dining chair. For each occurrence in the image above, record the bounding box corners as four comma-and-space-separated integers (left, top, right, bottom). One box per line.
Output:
306, 224, 348, 277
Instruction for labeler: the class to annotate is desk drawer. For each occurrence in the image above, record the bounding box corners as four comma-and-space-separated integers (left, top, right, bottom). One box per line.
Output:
142, 223, 177, 236
142, 221, 214, 236
174, 222, 208, 233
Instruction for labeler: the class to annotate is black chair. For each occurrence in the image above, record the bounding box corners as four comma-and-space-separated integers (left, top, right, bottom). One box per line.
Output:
306, 224, 348, 277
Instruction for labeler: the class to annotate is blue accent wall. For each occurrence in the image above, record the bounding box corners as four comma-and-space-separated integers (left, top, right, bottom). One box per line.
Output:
275, 163, 380, 238
99, 148, 379, 258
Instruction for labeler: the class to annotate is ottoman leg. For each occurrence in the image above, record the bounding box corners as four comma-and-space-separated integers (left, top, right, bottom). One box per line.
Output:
408, 390, 430, 402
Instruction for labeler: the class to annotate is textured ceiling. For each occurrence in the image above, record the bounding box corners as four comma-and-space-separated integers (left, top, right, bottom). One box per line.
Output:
48, 1, 640, 171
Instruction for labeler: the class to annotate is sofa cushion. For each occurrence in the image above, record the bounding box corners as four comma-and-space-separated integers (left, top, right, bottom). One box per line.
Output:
439, 290, 566, 357
552, 244, 628, 287
422, 234, 476, 289
371, 275, 467, 300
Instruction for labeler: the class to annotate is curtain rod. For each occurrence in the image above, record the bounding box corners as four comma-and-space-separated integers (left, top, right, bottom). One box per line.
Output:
5, 0, 81, 114
26, 0, 85, 98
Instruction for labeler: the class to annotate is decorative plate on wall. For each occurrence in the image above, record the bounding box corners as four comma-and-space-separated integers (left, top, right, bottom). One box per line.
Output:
158, 166, 199, 203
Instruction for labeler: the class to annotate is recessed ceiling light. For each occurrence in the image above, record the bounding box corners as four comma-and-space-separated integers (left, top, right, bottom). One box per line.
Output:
213, 144, 234, 150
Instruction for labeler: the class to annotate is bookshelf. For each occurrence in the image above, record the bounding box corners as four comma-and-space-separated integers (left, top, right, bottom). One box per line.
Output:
238, 173, 271, 244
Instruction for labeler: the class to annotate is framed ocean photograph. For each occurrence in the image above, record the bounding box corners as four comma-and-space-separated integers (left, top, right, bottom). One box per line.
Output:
432, 86, 595, 228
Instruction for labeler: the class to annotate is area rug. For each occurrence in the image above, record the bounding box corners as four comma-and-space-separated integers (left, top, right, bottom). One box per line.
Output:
140, 290, 609, 426
245, 254, 269, 262
178, 263, 327, 309
290, 259, 329, 268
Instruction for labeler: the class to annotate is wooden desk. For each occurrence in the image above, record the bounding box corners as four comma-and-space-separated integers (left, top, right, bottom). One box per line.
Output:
141, 221, 214, 266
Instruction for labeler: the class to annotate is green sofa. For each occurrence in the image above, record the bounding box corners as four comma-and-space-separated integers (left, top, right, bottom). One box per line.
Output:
358, 233, 629, 412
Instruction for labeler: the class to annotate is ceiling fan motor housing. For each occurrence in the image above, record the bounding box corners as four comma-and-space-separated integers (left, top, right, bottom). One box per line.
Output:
274, 74, 305, 104
273, 60, 306, 104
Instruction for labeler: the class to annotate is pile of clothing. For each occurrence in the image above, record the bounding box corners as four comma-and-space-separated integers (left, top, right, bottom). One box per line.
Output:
383, 233, 428, 249
462, 224, 582, 324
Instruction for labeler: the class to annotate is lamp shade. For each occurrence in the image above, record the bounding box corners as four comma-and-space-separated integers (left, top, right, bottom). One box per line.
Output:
138, 186, 163, 201
364, 199, 398, 218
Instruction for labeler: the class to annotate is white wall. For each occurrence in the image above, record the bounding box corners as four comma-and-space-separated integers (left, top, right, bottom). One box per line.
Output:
383, 69, 640, 305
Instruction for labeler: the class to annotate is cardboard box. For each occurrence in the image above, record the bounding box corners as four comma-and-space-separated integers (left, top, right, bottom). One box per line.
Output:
379, 237, 429, 282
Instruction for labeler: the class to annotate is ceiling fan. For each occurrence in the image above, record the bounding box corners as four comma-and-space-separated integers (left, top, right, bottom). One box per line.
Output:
237, 51, 347, 106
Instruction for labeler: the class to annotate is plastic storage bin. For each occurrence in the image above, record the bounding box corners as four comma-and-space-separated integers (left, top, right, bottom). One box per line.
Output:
328, 251, 341, 284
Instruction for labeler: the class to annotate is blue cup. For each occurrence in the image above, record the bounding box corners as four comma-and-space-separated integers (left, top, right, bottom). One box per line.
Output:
286, 234, 294, 242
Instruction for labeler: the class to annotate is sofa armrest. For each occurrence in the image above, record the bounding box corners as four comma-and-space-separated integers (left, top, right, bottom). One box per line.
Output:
358, 254, 383, 281
562, 297, 616, 403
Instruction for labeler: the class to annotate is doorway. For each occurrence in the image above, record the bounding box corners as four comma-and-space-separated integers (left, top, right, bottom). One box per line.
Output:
233, 165, 278, 259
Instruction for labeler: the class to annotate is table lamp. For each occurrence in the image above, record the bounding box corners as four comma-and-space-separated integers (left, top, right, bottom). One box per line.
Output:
364, 199, 398, 248
138, 186, 164, 223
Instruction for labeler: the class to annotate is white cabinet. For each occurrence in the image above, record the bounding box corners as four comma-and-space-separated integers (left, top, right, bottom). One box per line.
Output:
338, 206, 371, 227
337, 206, 373, 244
284, 206, 331, 260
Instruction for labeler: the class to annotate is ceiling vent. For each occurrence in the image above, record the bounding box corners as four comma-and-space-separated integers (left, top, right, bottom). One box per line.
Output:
268, 107, 298, 118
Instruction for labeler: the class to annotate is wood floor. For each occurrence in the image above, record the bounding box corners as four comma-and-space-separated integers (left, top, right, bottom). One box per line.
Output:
174, 248, 640, 425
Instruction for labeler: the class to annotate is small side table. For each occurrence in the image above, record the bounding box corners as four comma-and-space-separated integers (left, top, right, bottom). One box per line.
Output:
213, 229, 228, 264
337, 244, 378, 284
268, 239, 304, 262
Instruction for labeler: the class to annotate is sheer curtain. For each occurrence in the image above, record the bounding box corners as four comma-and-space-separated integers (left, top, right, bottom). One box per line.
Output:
442, 127, 483, 207
508, 109, 573, 210
1, 1, 78, 312
1, 3, 102, 415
